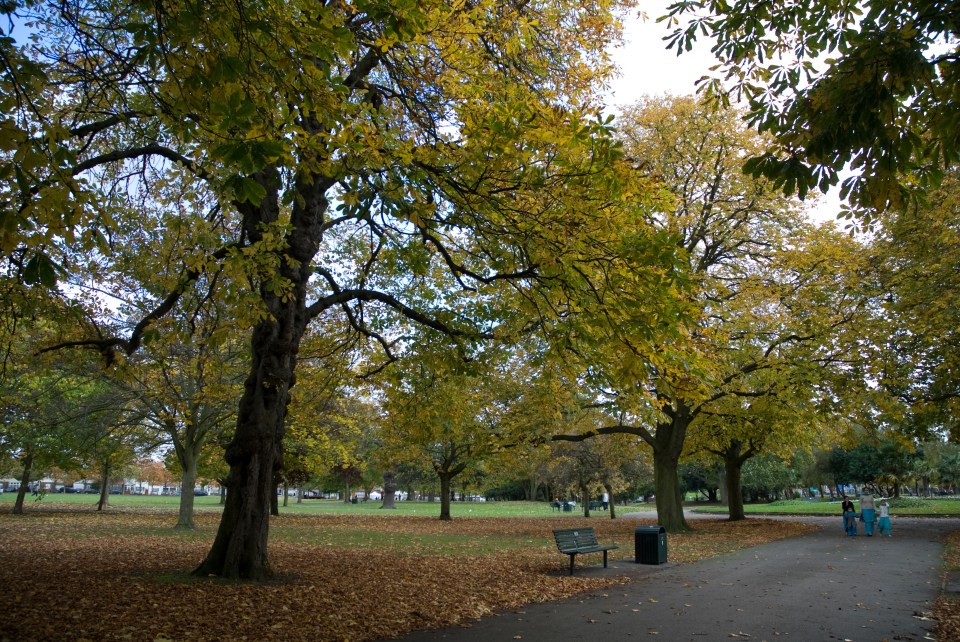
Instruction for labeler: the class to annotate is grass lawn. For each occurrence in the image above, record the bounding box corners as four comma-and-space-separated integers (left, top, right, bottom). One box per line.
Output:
6, 492, 959, 517
689, 497, 960, 516
0, 492, 660, 517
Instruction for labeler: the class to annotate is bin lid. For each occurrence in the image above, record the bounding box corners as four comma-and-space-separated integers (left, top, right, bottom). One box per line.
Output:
635, 525, 666, 534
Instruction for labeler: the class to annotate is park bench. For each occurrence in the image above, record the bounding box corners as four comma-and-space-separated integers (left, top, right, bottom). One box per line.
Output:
552, 527, 619, 575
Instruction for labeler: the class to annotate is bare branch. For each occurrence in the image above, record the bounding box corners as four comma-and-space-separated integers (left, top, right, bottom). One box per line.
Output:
71, 144, 208, 181
308, 286, 489, 339
551, 423, 653, 444
38, 244, 236, 362
68, 111, 148, 139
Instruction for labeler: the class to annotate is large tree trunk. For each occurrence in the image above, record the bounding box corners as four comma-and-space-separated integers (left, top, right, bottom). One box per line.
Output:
97, 459, 111, 511
193, 170, 325, 580
653, 453, 687, 530
381, 471, 397, 510
176, 447, 199, 529
13, 451, 33, 515
195, 439, 278, 579
721, 439, 756, 521
725, 450, 746, 521
438, 472, 453, 520
651, 406, 692, 532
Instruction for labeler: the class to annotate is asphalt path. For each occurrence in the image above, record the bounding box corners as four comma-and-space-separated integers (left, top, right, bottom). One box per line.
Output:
394, 511, 956, 642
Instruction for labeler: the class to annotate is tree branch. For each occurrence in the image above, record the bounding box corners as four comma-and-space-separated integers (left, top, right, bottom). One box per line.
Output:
68, 111, 148, 139
37, 244, 236, 362
71, 143, 208, 181
551, 423, 653, 444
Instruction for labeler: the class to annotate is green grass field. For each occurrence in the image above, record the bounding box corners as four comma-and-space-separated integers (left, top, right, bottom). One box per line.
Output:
4, 492, 957, 516
0, 492, 658, 518
691, 497, 960, 516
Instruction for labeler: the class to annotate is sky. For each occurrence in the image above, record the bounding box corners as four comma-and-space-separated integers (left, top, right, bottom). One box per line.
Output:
606, 4, 845, 225
607, 3, 712, 106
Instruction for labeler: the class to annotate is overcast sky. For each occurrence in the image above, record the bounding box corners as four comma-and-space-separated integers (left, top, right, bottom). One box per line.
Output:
607, 3, 711, 106
606, 5, 844, 225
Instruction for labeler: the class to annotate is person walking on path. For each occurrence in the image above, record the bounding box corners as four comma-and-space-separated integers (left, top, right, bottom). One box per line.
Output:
842, 496, 858, 536
878, 498, 892, 536
860, 493, 877, 536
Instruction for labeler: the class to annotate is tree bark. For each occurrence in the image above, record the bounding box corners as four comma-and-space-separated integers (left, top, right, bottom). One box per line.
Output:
651, 407, 692, 532
381, 471, 397, 509
195, 440, 277, 579
97, 459, 110, 511
438, 472, 453, 520
193, 170, 323, 580
13, 452, 33, 515
653, 452, 687, 531
725, 449, 746, 521
176, 448, 199, 529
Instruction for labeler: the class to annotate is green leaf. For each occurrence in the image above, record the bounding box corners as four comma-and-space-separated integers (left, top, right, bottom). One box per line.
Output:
23, 252, 58, 287
225, 175, 267, 204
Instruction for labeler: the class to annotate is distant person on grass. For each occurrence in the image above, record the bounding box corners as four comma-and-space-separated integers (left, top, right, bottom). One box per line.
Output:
842, 496, 857, 536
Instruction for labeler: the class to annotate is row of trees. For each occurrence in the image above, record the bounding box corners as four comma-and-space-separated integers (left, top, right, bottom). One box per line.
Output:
1, 0, 958, 581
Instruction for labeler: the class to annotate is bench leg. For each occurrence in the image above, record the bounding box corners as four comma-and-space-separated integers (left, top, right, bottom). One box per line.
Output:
569, 554, 575, 575
603, 550, 608, 568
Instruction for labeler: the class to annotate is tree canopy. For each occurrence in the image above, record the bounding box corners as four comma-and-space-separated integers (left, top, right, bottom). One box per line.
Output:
1, 0, 686, 578
867, 172, 960, 439
663, 0, 960, 220
555, 96, 863, 530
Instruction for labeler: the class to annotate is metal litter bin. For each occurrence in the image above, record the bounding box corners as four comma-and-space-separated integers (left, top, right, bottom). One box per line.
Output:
635, 525, 667, 564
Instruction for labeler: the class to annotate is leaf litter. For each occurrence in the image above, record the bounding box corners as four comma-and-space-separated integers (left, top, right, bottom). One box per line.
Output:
0, 508, 815, 641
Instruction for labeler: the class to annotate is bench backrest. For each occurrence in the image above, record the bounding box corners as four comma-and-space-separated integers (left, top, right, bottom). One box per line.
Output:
553, 528, 599, 552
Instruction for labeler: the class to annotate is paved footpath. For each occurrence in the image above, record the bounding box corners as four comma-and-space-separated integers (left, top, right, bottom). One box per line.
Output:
395, 513, 957, 642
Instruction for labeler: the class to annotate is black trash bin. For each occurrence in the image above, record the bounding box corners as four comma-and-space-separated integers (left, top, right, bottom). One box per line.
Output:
635, 525, 668, 564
